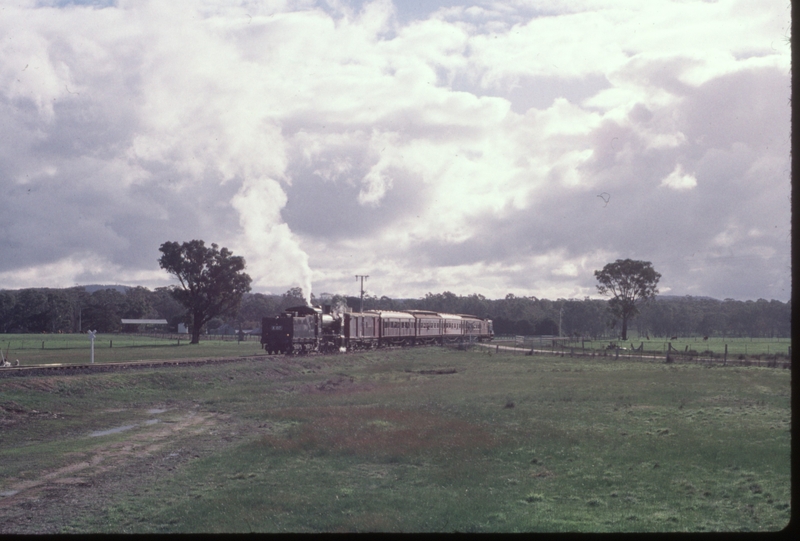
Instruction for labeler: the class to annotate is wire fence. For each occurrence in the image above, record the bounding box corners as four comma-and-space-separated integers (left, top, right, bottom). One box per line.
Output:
483, 337, 791, 369
0, 332, 261, 351
492, 334, 791, 358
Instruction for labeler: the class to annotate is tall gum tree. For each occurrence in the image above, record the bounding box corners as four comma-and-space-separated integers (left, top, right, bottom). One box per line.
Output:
158, 240, 252, 344
594, 259, 661, 341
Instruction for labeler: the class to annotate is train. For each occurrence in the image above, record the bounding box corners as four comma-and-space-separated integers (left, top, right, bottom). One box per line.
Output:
261, 305, 493, 354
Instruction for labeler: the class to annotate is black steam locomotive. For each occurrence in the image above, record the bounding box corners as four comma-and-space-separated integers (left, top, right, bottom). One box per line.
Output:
261, 305, 493, 354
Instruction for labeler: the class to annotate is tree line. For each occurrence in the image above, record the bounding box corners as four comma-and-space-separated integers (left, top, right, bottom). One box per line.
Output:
340, 291, 791, 339
0, 285, 788, 339
0, 285, 307, 336
0, 243, 788, 341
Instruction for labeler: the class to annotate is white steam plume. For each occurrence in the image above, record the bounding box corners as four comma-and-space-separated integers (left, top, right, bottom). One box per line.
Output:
231, 178, 313, 304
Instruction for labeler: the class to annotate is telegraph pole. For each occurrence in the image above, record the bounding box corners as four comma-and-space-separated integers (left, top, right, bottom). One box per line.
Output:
355, 275, 369, 312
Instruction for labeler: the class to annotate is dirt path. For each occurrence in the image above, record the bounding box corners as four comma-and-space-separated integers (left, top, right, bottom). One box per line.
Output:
0, 355, 347, 533
0, 407, 222, 534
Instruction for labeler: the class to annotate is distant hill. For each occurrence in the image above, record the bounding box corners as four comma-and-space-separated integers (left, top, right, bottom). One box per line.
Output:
82, 284, 131, 294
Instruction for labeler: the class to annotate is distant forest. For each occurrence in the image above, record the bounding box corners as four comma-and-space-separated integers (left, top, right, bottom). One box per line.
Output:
0, 286, 790, 339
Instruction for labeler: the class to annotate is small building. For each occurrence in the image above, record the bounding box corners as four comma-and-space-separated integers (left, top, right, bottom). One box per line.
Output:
121, 319, 169, 332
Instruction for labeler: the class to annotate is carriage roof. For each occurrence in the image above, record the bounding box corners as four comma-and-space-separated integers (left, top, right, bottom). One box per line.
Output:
364, 310, 416, 319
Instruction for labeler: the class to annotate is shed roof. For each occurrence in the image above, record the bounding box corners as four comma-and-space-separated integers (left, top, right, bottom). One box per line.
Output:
121, 319, 168, 325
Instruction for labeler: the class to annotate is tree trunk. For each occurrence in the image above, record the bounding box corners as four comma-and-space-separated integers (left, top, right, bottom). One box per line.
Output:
190, 310, 202, 344
621, 315, 628, 341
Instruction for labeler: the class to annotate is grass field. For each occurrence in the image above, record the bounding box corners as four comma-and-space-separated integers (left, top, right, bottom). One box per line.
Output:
1, 332, 791, 368
0, 333, 264, 366
496, 334, 791, 359
0, 346, 791, 533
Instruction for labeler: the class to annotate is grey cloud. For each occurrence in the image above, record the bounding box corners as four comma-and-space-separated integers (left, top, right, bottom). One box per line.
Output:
283, 162, 426, 239
0, 130, 243, 276
678, 67, 790, 151
392, 66, 790, 300
32, 97, 139, 160
448, 72, 611, 113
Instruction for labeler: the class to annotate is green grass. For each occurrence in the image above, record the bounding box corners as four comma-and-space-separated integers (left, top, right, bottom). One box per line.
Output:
496, 335, 791, 359
0, 333, 264, 366
0, 347, 790, 533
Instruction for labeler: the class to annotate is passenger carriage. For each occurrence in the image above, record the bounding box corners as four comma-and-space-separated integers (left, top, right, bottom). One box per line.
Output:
459, 314, 493, 341
439, 313, 464, 343
370, 310, 416, 346
405, 310, 442, 345
342, 311, 379, 350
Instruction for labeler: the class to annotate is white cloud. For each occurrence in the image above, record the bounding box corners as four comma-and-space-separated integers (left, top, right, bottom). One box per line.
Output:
0, 252, 168, 290
0, 0, 790, 302
660, 164, 697, 191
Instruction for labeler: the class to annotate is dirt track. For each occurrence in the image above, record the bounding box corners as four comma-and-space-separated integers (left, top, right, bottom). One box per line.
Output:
0, 405, 230, 534
0, 354, 324, 534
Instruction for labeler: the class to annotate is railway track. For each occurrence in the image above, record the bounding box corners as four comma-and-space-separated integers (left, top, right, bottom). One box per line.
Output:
4, 343, 784, 378
0, 354, 275, 378
0, 342, 474, 378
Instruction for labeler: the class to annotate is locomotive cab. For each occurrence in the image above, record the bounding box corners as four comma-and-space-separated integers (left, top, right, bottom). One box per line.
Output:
262, 305, 319, 354
262, 313, 293, 354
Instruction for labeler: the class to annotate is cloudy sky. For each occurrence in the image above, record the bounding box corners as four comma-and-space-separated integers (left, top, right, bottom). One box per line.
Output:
0, 0, 791, 302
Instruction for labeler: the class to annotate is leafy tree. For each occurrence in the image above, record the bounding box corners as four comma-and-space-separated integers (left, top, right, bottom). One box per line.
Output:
151, 286, 187, 332
534, 318, 559, 336
561, 298, 608, 339
280, 287, 308, 311
123, 286, 155, 320
83, 288, 127, 333
10, 289, 48, 332
594, 259, 661, 341
237, 293, 282, 328
328, 294, 349, 312
158, 240, 252, 344
44, 290, 72, 333
0, 291, 15, 333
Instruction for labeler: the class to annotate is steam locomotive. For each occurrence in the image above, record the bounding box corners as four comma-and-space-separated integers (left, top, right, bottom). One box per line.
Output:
261, 305, 493, 354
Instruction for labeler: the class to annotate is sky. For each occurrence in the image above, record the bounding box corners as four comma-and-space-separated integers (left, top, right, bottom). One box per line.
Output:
0, 0, 791, 303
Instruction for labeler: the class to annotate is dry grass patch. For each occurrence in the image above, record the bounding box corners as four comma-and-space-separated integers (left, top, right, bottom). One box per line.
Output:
258, 405, 498, 458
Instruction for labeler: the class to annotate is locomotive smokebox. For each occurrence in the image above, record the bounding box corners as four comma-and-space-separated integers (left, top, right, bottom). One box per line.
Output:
321, 313, 336, 330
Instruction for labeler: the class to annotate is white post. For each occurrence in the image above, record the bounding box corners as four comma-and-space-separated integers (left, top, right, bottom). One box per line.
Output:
88, 330, 97, 364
